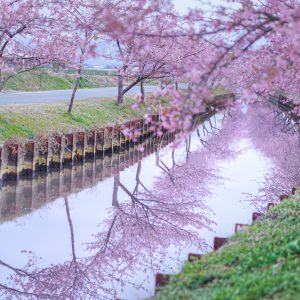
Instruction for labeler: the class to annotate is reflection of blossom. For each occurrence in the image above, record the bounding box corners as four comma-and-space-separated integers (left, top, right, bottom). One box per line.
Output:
0, 110, 245, 299
87, 158, 217, 292
87, 110, 246, 292
245, 103, 300, 212
1, 197, 118, 300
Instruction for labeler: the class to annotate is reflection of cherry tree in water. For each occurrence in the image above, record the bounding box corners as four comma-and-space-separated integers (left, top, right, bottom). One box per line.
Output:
0, 195, 118, 299
90, 162, 216, 292
0, 110, 245, 299
89, 111, 245, 291
196, 108, 245, 160
245, 103, 300, 212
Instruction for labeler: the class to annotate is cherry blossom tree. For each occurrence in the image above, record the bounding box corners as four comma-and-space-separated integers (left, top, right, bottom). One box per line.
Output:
0, 0, 75, 92
111, 1, 300, 129
50, 0, 105, 113
98, 0, 176, 106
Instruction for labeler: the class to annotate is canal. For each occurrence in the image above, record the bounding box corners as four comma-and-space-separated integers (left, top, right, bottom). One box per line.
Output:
0, 103, 299, 299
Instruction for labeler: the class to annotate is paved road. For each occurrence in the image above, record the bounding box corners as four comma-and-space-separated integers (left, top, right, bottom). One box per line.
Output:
0, 85, 158, 105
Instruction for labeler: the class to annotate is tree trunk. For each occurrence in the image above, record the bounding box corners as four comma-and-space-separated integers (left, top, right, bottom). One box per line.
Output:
112, 174, 120, 207
68, 67, 82, 113
0, 75, 7, 92
175, 81, 178, 91
133, 162, 142, 194
64, 196, 77, 262
117, 74, 124, 106
140, 80, 145, 103
39, 75, 42, 90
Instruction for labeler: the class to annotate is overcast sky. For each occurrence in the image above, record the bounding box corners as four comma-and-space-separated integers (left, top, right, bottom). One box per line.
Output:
173, 0, 200, 13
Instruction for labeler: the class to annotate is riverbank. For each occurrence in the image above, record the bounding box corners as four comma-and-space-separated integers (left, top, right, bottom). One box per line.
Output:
157, 192, 300, 300
2, 69, 160, 92
0, 86, 232, 145
0, 97, 142, 144
3, 69, 115, 91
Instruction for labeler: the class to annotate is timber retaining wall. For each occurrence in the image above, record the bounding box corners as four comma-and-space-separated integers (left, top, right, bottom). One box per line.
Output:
0, 111, 216, 222
0, 110, 217, 185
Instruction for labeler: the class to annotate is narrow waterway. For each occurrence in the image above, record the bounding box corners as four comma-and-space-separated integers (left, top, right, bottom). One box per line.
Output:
0, 103, 299, 299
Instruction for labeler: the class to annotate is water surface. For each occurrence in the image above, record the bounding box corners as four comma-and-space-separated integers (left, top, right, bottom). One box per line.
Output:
0, 104, 296, 299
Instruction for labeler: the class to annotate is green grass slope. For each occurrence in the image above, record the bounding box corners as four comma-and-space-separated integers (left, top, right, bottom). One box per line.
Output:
157, 194, 300, 300
0, 97, 141, 143
3, 69, 116, 92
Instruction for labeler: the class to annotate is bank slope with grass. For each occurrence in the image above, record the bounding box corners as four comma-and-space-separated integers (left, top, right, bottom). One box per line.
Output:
3, 69, 116, 91
157, 194, 300, 300
0, 97, 143, 144
2, 69, 162, 92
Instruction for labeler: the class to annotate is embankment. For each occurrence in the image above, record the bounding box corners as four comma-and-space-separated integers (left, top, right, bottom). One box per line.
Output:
156, 192, 300, 300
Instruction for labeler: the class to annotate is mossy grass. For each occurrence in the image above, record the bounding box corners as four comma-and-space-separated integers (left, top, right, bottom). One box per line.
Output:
157, 193, 300, 300
0, 97, 143, 144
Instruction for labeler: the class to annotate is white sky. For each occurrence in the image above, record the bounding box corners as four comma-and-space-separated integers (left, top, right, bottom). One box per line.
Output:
173, 0, 200, 13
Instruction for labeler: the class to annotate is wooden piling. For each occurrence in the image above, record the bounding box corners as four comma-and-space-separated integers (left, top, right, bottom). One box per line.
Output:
188, 253, 202, 262
267, 203, 276, 210
46, 170, 60, 200
102, 155, 112, 179
252, 212, 263, 222
71, 163, 84, 190
85, 131, 96, 159
119, 151, 125, 172
112, 125, 121, 150
2, 144, 18, 181
0, 182, 17, 218
34, 140, 48, 173
48, 136, 62, 171
213, 237, 228, 251
83, 160, 95, 186
32, 175, 47, 207
103, 127, 113, 153
155, 274, 171, 292
280, 194, 289, 202
63, 134, 74, 164
94, 157, 104, 182
111, 152, 120, 174
59, 166, 72, 195
75, 132, 86, 162
16, 179, 33, 213
96, 129, 104, 156
235, 223, 248, 233
18, 142, 34, 178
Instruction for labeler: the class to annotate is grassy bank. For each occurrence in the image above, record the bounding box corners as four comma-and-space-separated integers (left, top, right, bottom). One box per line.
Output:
3, 69, 159, 92
0, 97, 142, 144
157, 193, 300, 300
0, 86, 230, 144
3, 69, 116, 91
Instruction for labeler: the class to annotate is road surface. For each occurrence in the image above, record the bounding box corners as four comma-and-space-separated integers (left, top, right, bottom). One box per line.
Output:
0, 85, 158, 105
